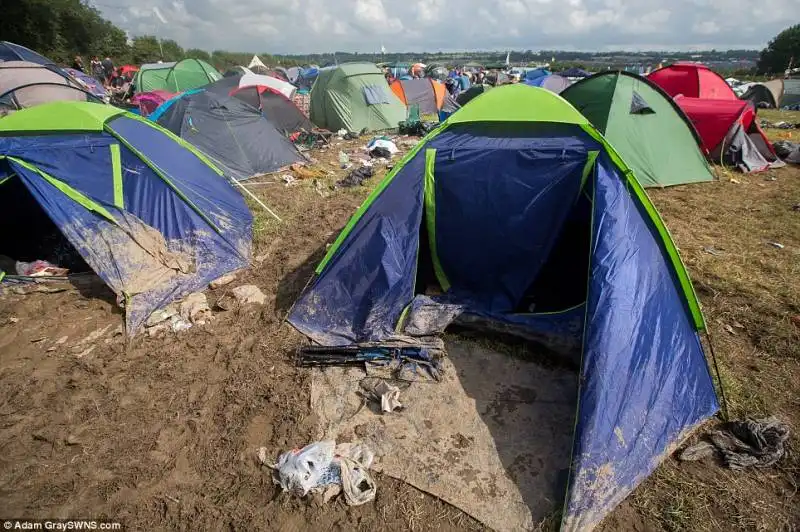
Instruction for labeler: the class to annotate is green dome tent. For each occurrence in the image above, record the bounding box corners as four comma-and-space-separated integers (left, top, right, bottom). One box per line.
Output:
310, 63, 406, 133
561, 71, 714, 188
133, 59, 222, 94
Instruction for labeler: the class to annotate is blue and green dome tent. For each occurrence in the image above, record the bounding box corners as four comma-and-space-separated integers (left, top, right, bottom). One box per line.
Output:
0, 102, 252, 333
288, 85, 718, 530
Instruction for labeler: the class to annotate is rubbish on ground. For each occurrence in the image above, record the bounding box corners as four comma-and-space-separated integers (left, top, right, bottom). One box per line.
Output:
147, 314, 192, 336
336, 129, 347, 138
297, 344, 442, 381
31, 337, 47, 343
232, 284, 267, 306
366, 137, 398, 156
281, 174, 297, 186
290, 163, 327, 180
730, 178, 741, 184
273, 440, 376, 505
338, 151, 350, 168
209, 271, 238, 289
15, 260, 69, 277
678, 417, 789, 469
337, 166, 374, 188
274, 440, 336, 496
180, 292, 211, 324
772, 140, 800, 164
703, 246, 722, 256
8, 317, 18, 324
146, 306, 178, 327
370, 380, 403, 413
766, 242, 785, 249
369, 147, 392, 159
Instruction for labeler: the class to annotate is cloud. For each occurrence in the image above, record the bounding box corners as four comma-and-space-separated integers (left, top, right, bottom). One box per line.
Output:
95, 0, 795, 53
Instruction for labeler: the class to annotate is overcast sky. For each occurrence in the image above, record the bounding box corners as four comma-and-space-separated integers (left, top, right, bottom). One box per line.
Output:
93, 0, 792, 54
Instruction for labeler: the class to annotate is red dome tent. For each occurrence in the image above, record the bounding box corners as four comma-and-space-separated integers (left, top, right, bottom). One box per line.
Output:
648, 63, 737, 100
675, 96, 779, 172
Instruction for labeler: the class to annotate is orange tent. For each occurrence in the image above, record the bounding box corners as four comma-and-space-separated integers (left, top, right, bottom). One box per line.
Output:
389, 78, 446, 115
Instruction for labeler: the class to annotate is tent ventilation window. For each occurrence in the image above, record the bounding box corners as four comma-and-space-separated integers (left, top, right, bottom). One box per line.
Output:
630, 91, 655, 114
363, 85, 390, 105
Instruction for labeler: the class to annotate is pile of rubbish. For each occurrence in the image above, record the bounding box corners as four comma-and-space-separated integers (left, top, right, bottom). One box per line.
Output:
678, 417, 790, 470
772, 140, 800, 164
144, 276, 267, 336
265, 440, 376, 506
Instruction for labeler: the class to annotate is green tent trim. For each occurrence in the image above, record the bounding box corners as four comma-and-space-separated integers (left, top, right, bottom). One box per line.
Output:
0, 102, 223, 235
315, 85, 705, 331
561, 71, 714, 188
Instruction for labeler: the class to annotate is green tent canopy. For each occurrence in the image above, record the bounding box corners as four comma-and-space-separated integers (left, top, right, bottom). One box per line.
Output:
310, 63, 407, 133
133, 59, 222, 94
561, 71, 714, 188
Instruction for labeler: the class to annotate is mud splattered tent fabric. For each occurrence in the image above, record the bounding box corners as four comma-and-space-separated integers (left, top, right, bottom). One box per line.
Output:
675, 96, 780, 172
133, 59, 221, 93
288, 85, 719, 530
0, 102, 252, 333
648, 62, 737, 100
0, 61, 98, 110
389, 78, 447, 115
310, 63, 407, 133
740, 79, 784, 108
149, 90, 302, 181
561, 71, 714, 187
229, 85, 314, 135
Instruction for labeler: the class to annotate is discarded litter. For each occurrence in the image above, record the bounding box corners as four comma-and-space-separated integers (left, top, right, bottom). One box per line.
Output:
15, 260, 69, 277
365, 380, 403, 413
702, 246, 722, 256
766, 242, 785, 249
272, 440, 376, 505
337, 166, 374, 188
366, 137, 398, 156
281, 174, 297, 186
145, 306, 178, 327
338, 151, 350, 168
209, 271, 238, 289
678, 417, 789, 470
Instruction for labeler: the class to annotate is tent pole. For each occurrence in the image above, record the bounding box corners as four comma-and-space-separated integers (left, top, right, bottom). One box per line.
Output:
704, 330, 730, 421
236, 180, 282, 222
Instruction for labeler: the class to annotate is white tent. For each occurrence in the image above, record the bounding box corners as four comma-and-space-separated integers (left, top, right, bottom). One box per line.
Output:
239, 72, 296, 99
248, 55, 270, 74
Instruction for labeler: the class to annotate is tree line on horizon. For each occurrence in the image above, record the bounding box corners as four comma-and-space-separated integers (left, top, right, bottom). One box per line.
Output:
2, 1, 797, 76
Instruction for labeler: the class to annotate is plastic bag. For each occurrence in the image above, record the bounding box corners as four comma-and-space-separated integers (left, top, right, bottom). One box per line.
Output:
15, 260, 69, 277
275, 440, 336, 496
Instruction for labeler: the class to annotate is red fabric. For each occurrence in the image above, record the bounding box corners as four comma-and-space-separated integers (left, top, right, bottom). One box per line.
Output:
674, 96, 750, 152
648, 63, 736, 100
119, 65, 139, 75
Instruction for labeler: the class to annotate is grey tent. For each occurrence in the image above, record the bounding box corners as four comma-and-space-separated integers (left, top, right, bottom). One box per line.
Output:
741, 79, 784, 108
0, 61, 97, 110
784, 79, 800, 108
151, 89, 303, 181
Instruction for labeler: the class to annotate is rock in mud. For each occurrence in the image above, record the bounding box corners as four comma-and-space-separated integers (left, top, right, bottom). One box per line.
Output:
232, 285, 267, 306
180, 293, 211, 324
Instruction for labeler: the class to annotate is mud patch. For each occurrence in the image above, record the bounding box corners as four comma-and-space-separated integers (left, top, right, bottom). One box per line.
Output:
310, 337, 578, 531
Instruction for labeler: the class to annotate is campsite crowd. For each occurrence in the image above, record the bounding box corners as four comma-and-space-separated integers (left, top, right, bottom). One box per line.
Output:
0, 38, 799, 530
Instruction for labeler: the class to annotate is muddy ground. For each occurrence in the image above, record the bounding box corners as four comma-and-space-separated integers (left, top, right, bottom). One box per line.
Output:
1, 119, 799, 531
